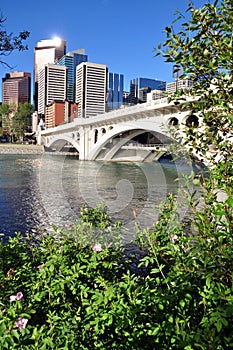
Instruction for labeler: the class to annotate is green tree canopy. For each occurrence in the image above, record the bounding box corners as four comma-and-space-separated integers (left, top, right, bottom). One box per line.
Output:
0, 103, 15, 134
0, 102, 33, 139
13, 102, 34, 136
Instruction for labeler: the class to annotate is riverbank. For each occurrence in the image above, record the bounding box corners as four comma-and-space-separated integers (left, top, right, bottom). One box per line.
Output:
0, 143, 44, 154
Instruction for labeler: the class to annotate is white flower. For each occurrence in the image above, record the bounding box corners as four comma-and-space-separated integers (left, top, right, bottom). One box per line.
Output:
170, 234, 178, 243
93, 244, 102, 252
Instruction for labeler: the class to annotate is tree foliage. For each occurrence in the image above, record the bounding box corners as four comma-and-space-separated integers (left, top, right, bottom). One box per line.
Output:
155, 0, 233, 195
0, 102, 33, 140
0, 103, 15, 136
13, 103, 34, 136
0, 12, 30, 68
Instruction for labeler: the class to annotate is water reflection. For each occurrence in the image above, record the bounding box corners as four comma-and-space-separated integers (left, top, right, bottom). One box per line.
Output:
0, 154, 193, 240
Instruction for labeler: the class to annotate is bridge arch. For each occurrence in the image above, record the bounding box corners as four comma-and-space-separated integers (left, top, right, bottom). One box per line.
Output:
185, 114, 199, 127
168, 117, 179, 126
45, 134, 80, 153
86, 120, 172, 161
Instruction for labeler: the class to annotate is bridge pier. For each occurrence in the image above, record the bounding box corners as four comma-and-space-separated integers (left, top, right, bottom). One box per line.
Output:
78, 127, 86, 160
78, 126, 96, 160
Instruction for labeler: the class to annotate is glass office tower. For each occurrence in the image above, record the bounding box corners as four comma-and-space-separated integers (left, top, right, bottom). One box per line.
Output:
130, 77, 166, 104
58, 49, 88, 102
107, 72, 124, 110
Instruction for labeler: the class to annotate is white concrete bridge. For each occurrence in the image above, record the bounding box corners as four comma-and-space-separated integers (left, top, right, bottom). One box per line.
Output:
38, 97, 199, 162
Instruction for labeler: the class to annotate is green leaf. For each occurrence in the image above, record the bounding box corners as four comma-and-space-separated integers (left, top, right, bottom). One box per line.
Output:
179, 300, 185, 308
226, 196, 233, 208
216, 319, 222, 332
206, 276, 211, 288
168, 315, 173, 323
158, 304, 164, 310
193, 178, 201, 186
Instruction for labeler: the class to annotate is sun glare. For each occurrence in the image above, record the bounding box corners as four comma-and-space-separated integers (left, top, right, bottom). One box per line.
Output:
53, 36, 62, 47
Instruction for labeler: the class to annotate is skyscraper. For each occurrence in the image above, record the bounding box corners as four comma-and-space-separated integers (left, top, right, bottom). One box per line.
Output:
2, 72, 31, 107
107, 72, 124, 110
58, 49, 88, 102
34, 38, 66, 110
130, 77, 166, 104
76, 62, 107, 118
38, 63, 67, 115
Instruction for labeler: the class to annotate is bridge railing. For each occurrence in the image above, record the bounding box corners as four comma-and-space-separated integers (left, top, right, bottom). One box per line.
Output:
121, 143, 169, 150
40, 97, 175, 136
150, 97, 168, 105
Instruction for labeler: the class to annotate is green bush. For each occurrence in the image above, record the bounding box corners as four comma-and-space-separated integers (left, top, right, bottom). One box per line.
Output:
0, 195, 233, 349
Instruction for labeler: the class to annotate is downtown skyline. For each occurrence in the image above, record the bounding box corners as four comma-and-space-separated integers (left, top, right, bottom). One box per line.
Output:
0, 0, 209, 101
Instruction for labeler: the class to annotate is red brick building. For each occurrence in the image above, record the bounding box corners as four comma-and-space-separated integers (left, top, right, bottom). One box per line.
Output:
45, 100, 78, 128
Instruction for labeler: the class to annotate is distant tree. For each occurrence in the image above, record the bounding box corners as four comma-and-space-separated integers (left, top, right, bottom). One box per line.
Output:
0, 12, 30, 68
0, 103, 16, 137
0, 102, 33, 140
13, 102, 34, 138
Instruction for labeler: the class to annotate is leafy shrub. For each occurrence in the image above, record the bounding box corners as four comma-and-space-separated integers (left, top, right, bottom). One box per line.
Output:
0, 195, 233, 349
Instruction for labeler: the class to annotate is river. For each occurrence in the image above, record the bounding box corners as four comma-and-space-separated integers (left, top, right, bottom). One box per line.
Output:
0, 153, 195, 242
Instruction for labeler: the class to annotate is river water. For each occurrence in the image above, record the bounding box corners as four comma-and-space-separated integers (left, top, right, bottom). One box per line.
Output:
0, 153, 195, 242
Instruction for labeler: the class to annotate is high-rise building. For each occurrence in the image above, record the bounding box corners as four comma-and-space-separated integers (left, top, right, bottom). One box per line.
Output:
34, 38, 66, 110
58, 49, 88, 102
130, 77, 166, 104
107, 72, 124, 111
38, 63, 67, 115
76, 62, 107, 118
166, 78, 193, 93
2, 72, 31, 107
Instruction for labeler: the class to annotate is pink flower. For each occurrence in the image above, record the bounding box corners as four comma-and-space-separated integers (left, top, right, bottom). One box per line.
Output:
16, 292, 23, 300
170, 234, 178, 243
37, 264, 43, 270
10, 292, 23, 302
93, 244, 102, 252
15, 317, 28, 329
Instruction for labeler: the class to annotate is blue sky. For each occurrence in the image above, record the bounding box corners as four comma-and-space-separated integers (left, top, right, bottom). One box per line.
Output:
0, 0, 208, 101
